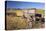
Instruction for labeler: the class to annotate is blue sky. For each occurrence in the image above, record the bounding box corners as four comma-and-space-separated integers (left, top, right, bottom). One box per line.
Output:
7, 1, 45, 9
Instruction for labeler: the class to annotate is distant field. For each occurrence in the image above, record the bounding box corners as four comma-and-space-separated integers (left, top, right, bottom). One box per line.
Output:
36, 9, 45, 15
7, 9, 45, 16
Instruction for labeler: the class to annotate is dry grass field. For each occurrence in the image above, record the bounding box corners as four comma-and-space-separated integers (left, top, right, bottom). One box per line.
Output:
6, 10, 28, 30
6, 9, 45, 30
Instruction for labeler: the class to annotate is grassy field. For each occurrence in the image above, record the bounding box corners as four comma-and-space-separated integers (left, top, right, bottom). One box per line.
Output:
6, 9, 45, 30
6, 15, 28, 30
